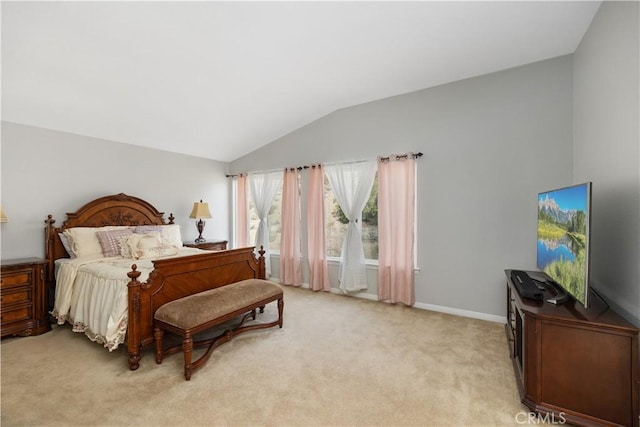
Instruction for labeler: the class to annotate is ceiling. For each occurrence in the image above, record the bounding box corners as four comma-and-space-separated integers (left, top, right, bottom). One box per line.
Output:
2, 1, 601, 162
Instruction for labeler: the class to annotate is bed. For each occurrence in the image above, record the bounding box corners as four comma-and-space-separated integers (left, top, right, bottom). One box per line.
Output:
44, 193, 266, 370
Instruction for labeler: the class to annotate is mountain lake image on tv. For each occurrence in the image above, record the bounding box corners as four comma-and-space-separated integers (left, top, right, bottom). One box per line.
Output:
537, 182, 591, 307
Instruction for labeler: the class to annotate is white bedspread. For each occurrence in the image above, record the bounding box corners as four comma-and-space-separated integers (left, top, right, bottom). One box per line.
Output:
52, 248, 205, 351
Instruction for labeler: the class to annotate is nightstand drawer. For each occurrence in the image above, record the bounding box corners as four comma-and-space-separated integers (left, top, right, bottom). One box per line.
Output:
1, 271, 31, 288
1, 305, 32, 324
1, 287, 32, 305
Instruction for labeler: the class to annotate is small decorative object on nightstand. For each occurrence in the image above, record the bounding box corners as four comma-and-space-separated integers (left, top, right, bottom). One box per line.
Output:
183, 240, 228, 251
1, 258, 50, 338
189, 200, 212, 243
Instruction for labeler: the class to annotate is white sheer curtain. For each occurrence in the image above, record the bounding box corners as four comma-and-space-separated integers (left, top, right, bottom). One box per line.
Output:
249, 171, 283, 277
324, 161, 377, 292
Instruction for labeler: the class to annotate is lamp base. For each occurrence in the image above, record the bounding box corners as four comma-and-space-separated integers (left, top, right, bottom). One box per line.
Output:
195, 219, 206, 244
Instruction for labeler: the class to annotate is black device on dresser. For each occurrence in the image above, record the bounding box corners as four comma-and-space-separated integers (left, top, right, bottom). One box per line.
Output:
509, 270, 543, 301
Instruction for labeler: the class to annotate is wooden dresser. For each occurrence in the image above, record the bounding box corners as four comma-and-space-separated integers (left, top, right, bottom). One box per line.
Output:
183, 240, 228, 251
1, 258, 50, 338
505, 270, 639, 427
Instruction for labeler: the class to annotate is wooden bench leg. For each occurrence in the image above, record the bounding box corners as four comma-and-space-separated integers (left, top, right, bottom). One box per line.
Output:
154, 327, 164, 364
183, 333, 193, 381
278, 298, 284, 328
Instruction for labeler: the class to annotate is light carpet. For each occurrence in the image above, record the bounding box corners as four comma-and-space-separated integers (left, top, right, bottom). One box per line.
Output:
1, 286, 527, 426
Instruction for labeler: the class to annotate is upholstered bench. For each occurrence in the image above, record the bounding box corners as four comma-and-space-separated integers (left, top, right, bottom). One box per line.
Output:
153, 279, 284, 380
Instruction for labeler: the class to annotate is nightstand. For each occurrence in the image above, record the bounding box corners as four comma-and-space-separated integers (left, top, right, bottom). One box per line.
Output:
183, 240, 228, 251
1, 257, 51, 338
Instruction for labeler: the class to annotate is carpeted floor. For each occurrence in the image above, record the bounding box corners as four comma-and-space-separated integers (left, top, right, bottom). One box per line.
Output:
1, 286, 527, 426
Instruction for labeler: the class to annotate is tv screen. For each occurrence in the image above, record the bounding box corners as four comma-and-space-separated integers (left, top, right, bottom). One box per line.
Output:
537, 182, 592, 307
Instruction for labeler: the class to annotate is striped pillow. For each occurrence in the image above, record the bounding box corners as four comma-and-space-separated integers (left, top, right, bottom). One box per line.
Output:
96, 228, 133, 257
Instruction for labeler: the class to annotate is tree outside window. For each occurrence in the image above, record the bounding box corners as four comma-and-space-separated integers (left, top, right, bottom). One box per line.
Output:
324, 175, 378, 260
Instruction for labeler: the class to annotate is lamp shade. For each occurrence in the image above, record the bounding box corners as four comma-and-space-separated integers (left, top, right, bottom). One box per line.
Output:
189, 201, 212, 219
0, 207, 8, 223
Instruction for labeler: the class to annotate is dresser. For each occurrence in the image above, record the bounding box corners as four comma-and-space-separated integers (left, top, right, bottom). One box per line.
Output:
505, 270, 639, 426
183, 240, 228, 251
1, 258, 50, 338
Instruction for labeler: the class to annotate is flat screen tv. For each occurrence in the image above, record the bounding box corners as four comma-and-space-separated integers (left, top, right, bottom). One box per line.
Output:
537, 182, 592, 308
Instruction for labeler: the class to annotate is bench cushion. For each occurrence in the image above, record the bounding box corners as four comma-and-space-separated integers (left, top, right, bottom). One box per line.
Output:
154, 279, 282, 330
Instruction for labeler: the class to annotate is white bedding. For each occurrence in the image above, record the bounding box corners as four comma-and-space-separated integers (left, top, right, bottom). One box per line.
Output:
52, 248, 205, 351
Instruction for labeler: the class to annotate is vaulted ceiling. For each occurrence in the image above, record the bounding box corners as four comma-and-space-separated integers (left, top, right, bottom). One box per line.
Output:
2, 1, 601, 162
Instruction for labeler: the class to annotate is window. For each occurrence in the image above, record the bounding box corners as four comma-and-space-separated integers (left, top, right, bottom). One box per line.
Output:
324, 174, 378, 260
249, 186, 283, 253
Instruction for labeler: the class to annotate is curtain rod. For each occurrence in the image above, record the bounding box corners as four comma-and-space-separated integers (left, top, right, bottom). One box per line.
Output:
379, 152, 423, 162
225, 151, 423, 178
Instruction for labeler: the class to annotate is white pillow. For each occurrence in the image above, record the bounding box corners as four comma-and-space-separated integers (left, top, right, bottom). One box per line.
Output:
160, 224, 183, 249
66, 226, 130, 258
66, 227, 103, 258
59, 231, 76, 258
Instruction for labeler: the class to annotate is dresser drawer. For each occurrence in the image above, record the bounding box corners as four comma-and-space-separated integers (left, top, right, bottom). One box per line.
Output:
1, 287, 32, 305
1, 305, 32, 324
1, 271, 31, 288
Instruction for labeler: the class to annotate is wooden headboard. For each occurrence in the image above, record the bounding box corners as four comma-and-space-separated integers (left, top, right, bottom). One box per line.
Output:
44, 193, 174, 283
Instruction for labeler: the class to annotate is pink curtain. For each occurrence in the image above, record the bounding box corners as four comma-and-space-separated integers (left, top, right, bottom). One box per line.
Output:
307, 165, 330, 291
377, 156, 415, 305
236, 174, 249, 248
280, 168, 302, 286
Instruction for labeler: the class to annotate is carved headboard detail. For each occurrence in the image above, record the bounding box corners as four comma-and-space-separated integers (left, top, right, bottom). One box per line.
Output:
61, 193, 170, 228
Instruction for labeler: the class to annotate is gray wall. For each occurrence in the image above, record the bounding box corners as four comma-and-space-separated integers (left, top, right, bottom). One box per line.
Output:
231, 56, 574, 319
0, 121, 229, 259
573, 1, 640, 326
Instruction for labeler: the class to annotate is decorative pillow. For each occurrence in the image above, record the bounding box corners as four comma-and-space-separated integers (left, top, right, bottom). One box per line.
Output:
133, 224, 182, 249
119, 236, 133, 259
122, 232, 163, 259
58, 231, 76, 258
96, 228, 133, 257
134, 225, 162, 234
138, 244, 178, 259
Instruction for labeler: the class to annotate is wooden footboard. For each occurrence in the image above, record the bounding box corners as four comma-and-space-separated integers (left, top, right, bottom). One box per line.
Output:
126, 247, 266, 370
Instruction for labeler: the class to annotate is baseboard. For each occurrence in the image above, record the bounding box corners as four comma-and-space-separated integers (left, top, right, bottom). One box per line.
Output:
412, 301, 506, 324
271, 277, 507, 324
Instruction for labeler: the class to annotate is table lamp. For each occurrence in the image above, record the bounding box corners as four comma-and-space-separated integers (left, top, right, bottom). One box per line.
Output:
189, 200, 212, 243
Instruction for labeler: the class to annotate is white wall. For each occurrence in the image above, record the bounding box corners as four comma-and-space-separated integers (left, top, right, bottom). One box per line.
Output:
0, 122, 229, 259
231, 56, 574, 319
573, 1, 640, 326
